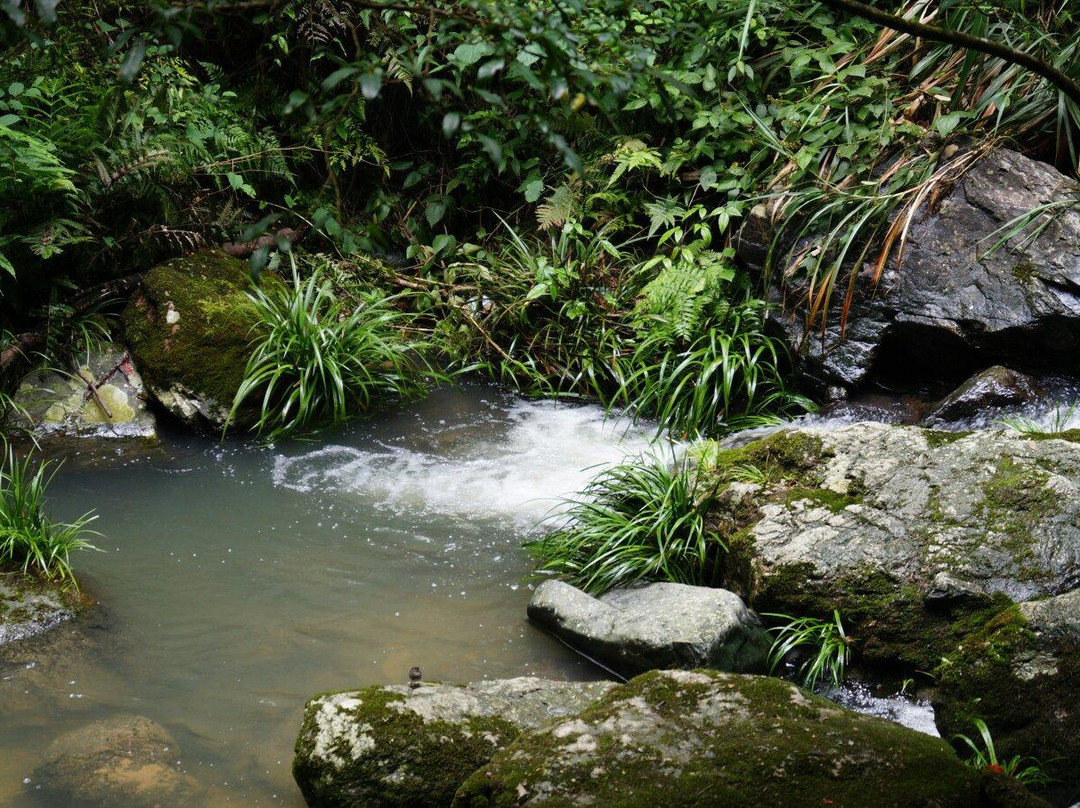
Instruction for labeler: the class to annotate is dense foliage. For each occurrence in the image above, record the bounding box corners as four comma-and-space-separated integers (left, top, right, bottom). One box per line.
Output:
2, 0, 1078, 434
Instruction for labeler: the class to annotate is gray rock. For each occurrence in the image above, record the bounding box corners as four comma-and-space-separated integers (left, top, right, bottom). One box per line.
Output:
10, 346, 157, 440
452, 669, 1031, 807
527, 580, 770, 677
0, 570, 82, 647
925, 365, 1043, 424
746, 423, 1080, 604
293, 677, 616, 808
30, 715, 202, 807
755, 149, 1080, 392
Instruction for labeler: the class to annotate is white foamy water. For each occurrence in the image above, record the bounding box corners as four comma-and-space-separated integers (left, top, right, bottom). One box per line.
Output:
272, 393, 663, 525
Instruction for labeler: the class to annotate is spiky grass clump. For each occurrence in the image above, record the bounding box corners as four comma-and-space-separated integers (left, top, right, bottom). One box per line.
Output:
526, 457, 725, 595
0, 446, 99, 586
954, 718, 1051, 788
230, 264, 440, 441
765, 610, 852, 690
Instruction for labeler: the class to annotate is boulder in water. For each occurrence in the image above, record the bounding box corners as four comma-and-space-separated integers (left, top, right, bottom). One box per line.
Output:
527, 580, 770, 677
924, 365, 1043, 425
10, 345, 157, 440
30, 715, 202, 807
453, 669, 1039, 807
293, 677, 616, 808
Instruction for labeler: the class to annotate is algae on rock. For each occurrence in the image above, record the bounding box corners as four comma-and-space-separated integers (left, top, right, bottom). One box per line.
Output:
121, 250, 268, 430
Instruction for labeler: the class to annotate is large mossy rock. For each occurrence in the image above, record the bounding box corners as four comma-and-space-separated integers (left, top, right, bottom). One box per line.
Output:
30, 714, 202, 806
453, 669, 1039, 807
750, 149, 1080, 393
293, 677, 616, 808
528, 580, 770, 677
700, 423, 1080, 797
121, 250, 263, 430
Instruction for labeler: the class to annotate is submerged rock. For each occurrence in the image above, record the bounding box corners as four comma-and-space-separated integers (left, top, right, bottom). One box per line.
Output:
925, 365, 1043, 425
30, 715, 202, 807
10, 346, 157, 440
452, 669, 1035, 807
527, 580, 770, 677
754, 149, 1080, 393
121, 249, 265, 430
293, 677, 616, 808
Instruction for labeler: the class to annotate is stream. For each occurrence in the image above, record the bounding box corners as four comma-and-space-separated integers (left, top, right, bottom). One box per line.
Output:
1, 383, 658, 806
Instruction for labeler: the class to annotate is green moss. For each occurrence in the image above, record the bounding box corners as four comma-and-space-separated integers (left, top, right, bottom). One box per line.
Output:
1022, 428, 1080, 444
751, 563, 1015, 670
1011, 259, 1038, 283
696, 430, 828, 491
979, 458, 1057, 578
783, 486, 861, 513
293, 686, 520, 808
924, 429, 972, 448
934, 606, 1080, 800
121, 250, 268, 412
454, 670, 982, 807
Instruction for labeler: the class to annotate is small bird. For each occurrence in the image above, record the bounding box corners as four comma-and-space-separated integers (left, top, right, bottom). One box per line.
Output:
408, 666, 422, 689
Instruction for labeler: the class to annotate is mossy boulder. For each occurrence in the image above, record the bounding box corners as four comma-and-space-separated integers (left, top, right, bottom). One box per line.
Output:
453, 669, 1041, 807
293, 677, 616, 807
121, 250, 265, 430
934, 592, 1080, 804
0, 568, 89, 647
698, 423, 1080, 668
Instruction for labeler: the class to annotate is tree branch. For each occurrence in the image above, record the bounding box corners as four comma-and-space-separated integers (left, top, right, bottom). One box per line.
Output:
819, 0, 1080, 109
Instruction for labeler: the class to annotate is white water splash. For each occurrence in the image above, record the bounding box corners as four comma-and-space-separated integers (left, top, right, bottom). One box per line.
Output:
272, 398, 663, 526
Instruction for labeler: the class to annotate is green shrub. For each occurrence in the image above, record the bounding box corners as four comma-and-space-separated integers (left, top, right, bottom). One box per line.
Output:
526, 456, 725, 595
229, 259, 441, 440
953, 718, 1051, 788
0, 446, 99, 586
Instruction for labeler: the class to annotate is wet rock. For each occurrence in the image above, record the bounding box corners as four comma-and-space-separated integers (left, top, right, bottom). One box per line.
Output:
121, 249, 266, 430
932, 591, 1080, 804
527, 581, 770, 677
10, 346, 157, 440
755, 149, 1080, 393
30, 715, 202, 807
699, 424, 1080, 797
925, 365, 1043, 424
293, 677, 616, 808
0, 570, 85, 647
726, 424, 1080, 611
453, 669, 1037, 807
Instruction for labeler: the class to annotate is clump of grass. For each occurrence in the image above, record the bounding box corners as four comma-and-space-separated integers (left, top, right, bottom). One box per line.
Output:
954, 718, 1051, 788
765, 610, 852, 690
525, 456, 725, 595
229, 261, 442, 441
1000, 403, 1077, 435
0, 446, 99, 587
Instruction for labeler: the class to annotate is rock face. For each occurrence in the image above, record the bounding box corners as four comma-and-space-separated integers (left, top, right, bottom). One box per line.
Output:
452, 669, 1028, 807
293, 677, 616, 808
30, 715, 202, 807
924, 365, 1044, 425
0, 570, 85, 647
754, 149, 1080, 393
527, 580, 770, 677
11, 346, 157, 440
698, 425, 1080, 795
121, 250, 264, 430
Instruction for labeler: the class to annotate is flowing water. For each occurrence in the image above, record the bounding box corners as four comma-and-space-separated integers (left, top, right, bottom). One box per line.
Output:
0, 383, 661, 806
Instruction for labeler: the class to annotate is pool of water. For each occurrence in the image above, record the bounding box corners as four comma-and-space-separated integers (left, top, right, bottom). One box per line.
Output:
0, 383, 659, 806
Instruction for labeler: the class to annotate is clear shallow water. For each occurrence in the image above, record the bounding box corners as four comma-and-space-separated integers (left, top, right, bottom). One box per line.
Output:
0, 384, 658, 806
